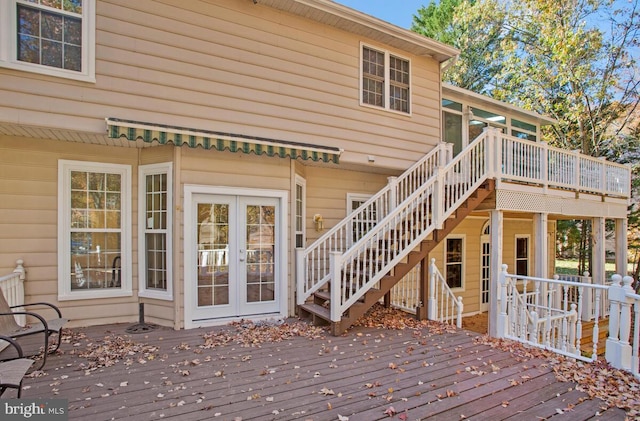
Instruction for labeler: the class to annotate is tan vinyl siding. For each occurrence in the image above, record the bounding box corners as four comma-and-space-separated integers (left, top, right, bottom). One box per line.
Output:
304, 166, 392, 245
0, 0, 442, 170
0, 135, 141, 327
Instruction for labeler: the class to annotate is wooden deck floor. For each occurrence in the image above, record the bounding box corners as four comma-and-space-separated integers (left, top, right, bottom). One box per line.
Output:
12, 320, 627, 420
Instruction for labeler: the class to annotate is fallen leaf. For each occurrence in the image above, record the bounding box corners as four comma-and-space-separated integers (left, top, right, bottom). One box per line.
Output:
383, 406, 396, 417
320, 387, 335, 396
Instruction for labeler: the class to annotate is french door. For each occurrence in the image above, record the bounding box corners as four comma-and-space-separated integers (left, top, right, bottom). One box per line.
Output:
189, 193, 280, 322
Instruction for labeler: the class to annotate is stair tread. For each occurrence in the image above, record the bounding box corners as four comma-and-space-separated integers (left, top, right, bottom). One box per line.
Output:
299, 302, 331, 320
314, 290, 331, 300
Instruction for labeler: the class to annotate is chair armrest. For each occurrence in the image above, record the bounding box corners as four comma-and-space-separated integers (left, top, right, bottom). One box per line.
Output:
11, 302, 63, 318
0, 311, 50, 336
0, 334, 24, 357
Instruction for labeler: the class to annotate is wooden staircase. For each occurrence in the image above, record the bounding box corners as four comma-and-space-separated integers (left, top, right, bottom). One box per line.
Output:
299, 179, 495, 335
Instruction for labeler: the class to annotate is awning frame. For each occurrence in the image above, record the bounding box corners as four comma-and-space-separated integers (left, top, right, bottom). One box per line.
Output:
106, 118, 342, 164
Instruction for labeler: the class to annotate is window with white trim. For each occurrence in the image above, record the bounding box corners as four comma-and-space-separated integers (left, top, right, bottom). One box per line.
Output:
0, 0, 96, 81
139, 163, 173, 300
347, 193, 376, 244
58, 160, 131, 300
445, 236, 464, 289
515, 235, 530, 276
361, 44, 410, 114
295, 176, 306, 248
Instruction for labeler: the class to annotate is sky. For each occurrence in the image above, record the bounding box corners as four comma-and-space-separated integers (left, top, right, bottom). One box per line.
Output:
334, 0, 428, 29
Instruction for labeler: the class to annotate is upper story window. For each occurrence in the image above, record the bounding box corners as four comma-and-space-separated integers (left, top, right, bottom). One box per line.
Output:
361, 44, 411, 114
0, 0, 95, 82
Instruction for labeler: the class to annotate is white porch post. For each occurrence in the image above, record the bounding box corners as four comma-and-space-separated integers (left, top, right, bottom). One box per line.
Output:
489, 210, 504, 337
592, 217, 606, 285
533, 213, 548, 279
615, 218, 628, 277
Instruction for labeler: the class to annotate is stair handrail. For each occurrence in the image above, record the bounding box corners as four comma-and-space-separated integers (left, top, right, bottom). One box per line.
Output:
427, 258, 463, 328
296, 142, 452, 305
329, 130, 493, 321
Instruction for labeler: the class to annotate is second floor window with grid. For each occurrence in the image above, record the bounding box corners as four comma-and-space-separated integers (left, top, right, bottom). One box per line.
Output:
361, 45, 410, 114
0, 0, 95, 81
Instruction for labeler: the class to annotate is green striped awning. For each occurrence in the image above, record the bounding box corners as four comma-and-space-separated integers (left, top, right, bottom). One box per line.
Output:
106, 118, 341, 164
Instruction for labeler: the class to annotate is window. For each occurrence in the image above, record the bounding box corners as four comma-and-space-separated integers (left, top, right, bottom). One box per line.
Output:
139, 163, 173, 300
445, 237, 464, 289
361, 44, 410, 114
511, 119, 538, 141
295, 176, 306, 248
58, 160, 131, 300
515, 236, 529, 276
0, 0, 95, 81
348, 194, 376, 244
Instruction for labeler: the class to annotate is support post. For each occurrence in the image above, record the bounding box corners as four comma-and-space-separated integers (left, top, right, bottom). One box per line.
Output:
427, 258, 437, 321
387, 176, 398, 216
329, 251, 342, 323
295, 248, 305, 305
592, 217, 606, 285
605, 274, 632, 370
496, 264, 509, 338
489, 210, 504, 337
615, 218, 628, 277
533, 213, 548, 279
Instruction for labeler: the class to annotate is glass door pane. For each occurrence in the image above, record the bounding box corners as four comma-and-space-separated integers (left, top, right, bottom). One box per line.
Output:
197, 203, 230, 307
245, 204, 276, 303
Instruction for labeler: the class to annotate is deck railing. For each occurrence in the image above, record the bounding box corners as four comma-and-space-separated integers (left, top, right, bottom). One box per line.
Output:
557, 272, 611, 321
498, 264, 608, 362
0, 260, 26, 326
606, 275, 640, 378
499, 135, 630, 197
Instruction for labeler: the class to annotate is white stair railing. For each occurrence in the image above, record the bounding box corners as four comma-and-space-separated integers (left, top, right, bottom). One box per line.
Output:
428, 259, 462, 328
0, 259, 26, 326
296, 142, 451, 305
328, 133, 491, 322
497, 264, 608, 362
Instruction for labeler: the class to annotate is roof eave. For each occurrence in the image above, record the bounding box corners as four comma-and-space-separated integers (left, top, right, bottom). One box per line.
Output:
252, 0, 459, 63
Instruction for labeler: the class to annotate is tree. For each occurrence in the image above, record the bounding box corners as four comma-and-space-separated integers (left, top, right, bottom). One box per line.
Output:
413, 0, 640, 275
411, 0, 508, 94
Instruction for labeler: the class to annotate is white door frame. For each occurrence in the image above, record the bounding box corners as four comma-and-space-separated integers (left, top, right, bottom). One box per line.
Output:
183, 185, 288, 329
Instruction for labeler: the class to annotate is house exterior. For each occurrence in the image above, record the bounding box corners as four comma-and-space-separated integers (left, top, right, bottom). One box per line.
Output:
0, 0, 630, 334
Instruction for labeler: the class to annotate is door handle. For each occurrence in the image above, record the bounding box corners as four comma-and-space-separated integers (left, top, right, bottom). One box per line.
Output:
239, 249, 245, 262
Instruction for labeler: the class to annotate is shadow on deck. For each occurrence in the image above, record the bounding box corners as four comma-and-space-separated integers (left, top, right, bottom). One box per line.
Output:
10, 317, 627, 420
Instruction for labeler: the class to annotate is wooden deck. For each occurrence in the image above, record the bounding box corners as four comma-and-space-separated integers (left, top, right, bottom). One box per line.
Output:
11, 320, 627, 420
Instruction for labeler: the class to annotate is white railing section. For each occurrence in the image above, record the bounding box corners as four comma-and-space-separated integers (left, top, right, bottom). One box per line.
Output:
605, 275, 640, 378
497, 264, 608, 362
557, 272, 611, 321
328, 134, 490, 322
0, 259, 26, 326
428, 259, 462, 328
499, 136, 630, 197
390, 264, 421, 313
296, 142, 452, 305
